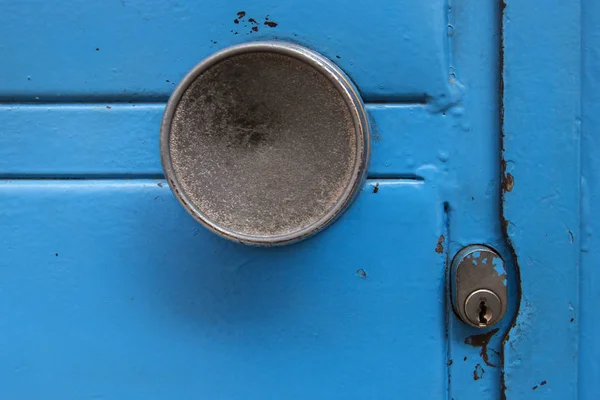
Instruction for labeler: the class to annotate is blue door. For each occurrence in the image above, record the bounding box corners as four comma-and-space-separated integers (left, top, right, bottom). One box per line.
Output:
0, 1, 596, 399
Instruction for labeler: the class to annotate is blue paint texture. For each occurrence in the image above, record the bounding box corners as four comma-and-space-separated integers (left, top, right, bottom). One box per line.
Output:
502, 0, 581, 398
442, 1, 520, 399
0, 0, 594, 398
0, 0, 450, 102
581, 0, 600, 398
0, 180, 447, 399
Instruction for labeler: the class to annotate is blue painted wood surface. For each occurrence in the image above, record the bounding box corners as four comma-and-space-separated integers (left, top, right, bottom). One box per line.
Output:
0, 0, 510, 398
502, 0, 581, 398
0, 0, 595, 398
580, 0, 600, 398
0, 0, 449, 102
0, 180, 447, 399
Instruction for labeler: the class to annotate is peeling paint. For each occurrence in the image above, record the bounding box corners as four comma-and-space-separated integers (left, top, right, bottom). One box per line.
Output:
436, 235, 445, 254
503, 172, 514, 192
465, 328, 500, 367
493, 257, 505, 275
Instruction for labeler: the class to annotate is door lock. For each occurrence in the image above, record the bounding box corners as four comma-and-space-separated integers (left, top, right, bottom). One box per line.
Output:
450, 245, 508, 328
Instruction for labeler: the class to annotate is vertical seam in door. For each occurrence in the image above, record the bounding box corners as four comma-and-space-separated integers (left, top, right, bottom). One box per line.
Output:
498, 1, 522, 399
443, 201, 452, 400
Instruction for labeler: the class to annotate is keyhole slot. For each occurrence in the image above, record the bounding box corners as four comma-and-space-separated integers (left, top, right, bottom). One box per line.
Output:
477, 301, 493, 325
462, 288, 503, 328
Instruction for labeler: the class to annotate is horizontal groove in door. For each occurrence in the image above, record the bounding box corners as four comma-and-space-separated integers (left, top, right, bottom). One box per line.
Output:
0, 96, 429, 106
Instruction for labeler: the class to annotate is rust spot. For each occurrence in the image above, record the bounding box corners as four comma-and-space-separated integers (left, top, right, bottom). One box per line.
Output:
473, 364, 485, 380
169, 178, 179, 196
248, 18, 258, 24
372, 183, 379, 193
532, 385, 538, 390
264, 21, 278, 28
435, 235, 445, 254
251, 26, 259, 32
463, 356, 467, 361
237, 11, 246, 18
234, 19, 239, 24
570, 318, 574, 322
356, 268, 367, 278
465, 328, 499, 367
541, 380, 547, 386
503, 172, 514, 192
447, 359, 453, 366
157, 182, 163, 187
54, 253, 58, 257
106, 105, 111, 109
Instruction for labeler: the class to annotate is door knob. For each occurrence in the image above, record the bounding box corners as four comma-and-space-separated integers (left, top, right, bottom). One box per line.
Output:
160, 42, 370, 245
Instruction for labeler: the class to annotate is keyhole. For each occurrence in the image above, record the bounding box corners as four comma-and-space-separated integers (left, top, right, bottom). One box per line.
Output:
478, 301, 492, 325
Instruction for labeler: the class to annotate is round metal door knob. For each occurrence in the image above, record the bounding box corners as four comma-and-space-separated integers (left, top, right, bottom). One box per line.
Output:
160, 42, 370, 245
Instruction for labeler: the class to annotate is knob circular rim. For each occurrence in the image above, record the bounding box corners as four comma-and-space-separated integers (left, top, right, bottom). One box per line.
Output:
160, 41, 370, 245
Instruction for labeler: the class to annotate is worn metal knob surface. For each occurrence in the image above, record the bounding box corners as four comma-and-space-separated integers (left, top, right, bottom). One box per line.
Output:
161, 42, 370, 245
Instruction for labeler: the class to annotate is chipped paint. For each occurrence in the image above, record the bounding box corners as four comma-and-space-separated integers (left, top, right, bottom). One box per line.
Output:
474, 364, 485, 380
356, 268, 368, 278
493, 257, 505, 276
436, 235, 445, 254
465, 328, 500, 367
503, 172, 514, 192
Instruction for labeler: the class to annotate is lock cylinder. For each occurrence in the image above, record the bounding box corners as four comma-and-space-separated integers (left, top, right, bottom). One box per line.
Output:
450, 245, 508, 328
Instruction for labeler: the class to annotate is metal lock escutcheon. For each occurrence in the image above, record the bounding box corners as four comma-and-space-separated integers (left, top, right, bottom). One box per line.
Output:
160, 41, 370, 246
450, 245, 508, 328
